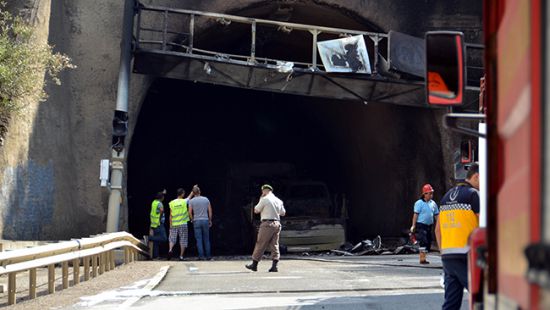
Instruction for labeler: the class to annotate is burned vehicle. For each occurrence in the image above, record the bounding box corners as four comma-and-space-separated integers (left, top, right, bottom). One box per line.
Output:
278, 181, 346, 252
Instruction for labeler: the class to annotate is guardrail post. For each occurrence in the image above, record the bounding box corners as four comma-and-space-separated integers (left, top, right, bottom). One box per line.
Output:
104, 253, 109, 272
110, 251, 116, 270
62, 261, 69, 289
84, 256, 90, 281
73, 258, 80, 285
124, 248, 129, 264
92, 255, 98, 278
105, 252, 111, 272
29, 268, 37, 299
99, 253, 105, 275
48, 264, 55, 294
8, 272, 16, 305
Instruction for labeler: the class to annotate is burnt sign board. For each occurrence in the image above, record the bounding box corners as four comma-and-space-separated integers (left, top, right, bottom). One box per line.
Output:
317, 35, 372, 74
388, 31, 425, 77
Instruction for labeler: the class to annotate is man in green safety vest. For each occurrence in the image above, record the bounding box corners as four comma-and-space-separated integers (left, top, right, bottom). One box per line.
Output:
168, 188, 193, 260
149, 191, 168, 259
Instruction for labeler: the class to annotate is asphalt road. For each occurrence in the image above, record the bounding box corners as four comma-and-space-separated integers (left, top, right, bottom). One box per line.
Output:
64, 254, 468, 309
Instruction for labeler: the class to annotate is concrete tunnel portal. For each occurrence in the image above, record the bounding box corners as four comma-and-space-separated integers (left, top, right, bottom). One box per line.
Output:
127, 2, 448, 255
127, 79, 447, 255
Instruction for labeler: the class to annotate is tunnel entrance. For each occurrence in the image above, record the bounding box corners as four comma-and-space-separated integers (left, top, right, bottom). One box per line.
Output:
128, 78, 446, 255
128, 2, 448, 255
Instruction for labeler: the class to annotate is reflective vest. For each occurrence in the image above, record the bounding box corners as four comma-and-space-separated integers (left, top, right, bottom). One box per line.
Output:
150, 200, 162, 228
169, 198, 189, 227
439, 184, 479, 255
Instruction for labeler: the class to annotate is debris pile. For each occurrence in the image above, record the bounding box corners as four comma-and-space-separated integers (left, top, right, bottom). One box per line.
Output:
328, 235, 420, 256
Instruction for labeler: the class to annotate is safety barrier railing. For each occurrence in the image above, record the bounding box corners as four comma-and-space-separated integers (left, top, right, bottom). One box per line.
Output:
0, 231, 149, 305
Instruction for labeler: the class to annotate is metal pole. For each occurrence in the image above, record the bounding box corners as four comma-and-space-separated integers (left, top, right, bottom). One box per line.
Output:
373, 35, 379, 74
162, 10, 168, 51
115, 0, 134, 113
250, 22, 256, 63
188, 14, 194, 53
310, 30, 319, 70
107, 0, 134, 233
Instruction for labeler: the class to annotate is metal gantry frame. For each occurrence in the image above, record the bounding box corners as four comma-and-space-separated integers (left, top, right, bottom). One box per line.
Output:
134, 3, 390, 74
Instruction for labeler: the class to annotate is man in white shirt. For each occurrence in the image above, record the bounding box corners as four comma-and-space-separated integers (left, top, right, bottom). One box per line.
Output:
245, 184, 286, 272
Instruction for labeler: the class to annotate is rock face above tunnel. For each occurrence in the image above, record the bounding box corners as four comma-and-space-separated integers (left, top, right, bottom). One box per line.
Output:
0, 0, 481, 241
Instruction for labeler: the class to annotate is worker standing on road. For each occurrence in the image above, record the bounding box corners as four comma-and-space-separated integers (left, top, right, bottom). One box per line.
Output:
436, 163, 480, 310
148, 191, 168, 259
410, 184, 439, 264
168, 188, 192, 261
246, 184, 286, 272
189, 185, 213, 260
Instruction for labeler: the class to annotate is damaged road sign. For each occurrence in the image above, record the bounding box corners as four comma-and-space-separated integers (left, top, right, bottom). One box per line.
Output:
317, 35, 372, 74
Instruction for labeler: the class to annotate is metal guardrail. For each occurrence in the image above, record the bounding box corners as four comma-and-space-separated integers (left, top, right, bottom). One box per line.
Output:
135, 3, 389, 73
0, 232, 149, 305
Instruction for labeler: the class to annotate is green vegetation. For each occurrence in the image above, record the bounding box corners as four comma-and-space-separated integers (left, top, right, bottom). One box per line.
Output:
0, 2, 74, 114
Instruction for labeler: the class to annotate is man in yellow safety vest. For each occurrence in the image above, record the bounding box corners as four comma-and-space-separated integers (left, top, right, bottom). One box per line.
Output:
436, 163, 480, 310
149, 191, 168, 259
168, 188, 193, 260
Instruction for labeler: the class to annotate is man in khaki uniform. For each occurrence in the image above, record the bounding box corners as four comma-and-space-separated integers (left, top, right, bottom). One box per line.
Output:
245, 184, 286, 272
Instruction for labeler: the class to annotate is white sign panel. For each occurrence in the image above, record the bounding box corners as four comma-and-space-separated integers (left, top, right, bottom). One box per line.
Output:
100, 159, 110, 187
317, 35, 371, 74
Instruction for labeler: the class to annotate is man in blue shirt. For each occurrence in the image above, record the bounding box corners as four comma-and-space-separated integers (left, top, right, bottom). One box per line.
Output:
410, 183, 439, 264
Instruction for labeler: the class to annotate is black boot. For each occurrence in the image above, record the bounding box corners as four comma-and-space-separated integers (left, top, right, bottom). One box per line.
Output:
268, 260, 279, 272
245, 260, 258, 272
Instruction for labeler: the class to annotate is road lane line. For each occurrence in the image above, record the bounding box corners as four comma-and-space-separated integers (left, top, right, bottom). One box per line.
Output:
120, 265, 170, 308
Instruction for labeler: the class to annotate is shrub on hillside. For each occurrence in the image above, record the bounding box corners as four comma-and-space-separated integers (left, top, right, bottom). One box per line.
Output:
0, 1, 74, 114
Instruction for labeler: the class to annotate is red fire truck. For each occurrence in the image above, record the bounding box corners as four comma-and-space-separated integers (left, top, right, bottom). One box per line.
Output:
425, 0, 548, 308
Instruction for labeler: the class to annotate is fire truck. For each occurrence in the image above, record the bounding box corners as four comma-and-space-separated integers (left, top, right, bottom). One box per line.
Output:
424, 0, 549, 308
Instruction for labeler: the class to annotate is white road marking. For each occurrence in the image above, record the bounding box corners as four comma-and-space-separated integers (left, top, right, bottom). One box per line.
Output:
257, 276, 302, 279
120, 265, 170, 308
74, 266, 171, 309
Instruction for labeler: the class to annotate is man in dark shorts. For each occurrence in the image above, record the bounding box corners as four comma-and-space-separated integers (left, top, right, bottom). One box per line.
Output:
410, 183, 439, 264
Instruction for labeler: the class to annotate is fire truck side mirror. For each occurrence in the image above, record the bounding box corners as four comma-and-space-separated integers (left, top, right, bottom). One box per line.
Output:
425, 31, 466, 106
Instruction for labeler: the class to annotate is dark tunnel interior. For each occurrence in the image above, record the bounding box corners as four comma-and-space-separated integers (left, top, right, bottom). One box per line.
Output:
127, 79, 447, 255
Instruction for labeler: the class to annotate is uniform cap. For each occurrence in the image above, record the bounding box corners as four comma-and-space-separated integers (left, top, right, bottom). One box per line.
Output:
261, 184, 273, 191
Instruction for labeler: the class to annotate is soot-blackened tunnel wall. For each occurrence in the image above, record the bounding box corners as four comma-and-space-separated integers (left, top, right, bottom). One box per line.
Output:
128, 78, 446, 255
